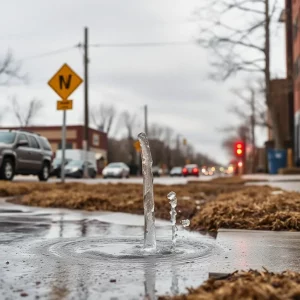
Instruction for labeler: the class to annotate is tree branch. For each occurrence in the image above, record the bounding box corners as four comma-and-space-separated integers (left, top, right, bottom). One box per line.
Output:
0, 51, 26, 85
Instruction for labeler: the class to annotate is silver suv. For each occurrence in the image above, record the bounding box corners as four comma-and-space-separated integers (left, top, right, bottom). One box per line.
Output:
0, 130, 53, 181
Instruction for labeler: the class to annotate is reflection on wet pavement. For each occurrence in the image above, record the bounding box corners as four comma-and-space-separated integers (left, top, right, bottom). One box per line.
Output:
0, 198, 219, 300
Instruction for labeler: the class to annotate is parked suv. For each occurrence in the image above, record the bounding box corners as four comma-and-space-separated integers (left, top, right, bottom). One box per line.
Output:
0, 130, 53, 181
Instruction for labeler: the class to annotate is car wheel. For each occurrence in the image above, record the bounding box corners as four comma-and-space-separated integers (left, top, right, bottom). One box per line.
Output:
0, 158, 15, 181
38, 163, 50, 182
91, 171, 96, 179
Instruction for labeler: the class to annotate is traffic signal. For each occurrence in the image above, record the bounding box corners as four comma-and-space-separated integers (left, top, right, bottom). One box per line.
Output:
234, 141, 245, 157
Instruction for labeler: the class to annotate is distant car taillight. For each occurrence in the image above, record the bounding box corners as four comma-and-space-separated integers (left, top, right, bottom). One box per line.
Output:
182, 168, 188, 173
192, 168, 198, 173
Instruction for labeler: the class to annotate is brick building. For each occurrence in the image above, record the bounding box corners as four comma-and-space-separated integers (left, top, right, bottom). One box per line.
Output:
1, 125, 108, 172
292, 0, 300, 163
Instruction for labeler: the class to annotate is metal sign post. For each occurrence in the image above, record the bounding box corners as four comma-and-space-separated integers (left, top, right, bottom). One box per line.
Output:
82, 140, 89, 178
61, 110, 67, 182
48, 63, 83, 183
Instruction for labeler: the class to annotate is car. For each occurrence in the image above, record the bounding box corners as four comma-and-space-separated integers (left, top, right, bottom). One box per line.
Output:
182, 164, 199, 177
152, 166, 162, 177
169, 166, 183, 177
0, 129, 53, 181
50, 158, 72, 178
64, 160, 97, 178
102, 162, 130, 179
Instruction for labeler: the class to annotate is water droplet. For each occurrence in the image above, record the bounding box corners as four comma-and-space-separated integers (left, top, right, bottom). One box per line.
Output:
181, 219, 190, 227
167, 191, 176, 201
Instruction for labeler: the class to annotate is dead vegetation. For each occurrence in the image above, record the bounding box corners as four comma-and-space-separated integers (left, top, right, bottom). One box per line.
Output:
160, 270, 300, 300
3, 176, 300, 232
6, 177, 249, 222
190, 186, 300, 231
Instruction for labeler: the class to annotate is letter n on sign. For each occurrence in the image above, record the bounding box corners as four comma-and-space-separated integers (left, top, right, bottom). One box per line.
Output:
48, 64, 83, 100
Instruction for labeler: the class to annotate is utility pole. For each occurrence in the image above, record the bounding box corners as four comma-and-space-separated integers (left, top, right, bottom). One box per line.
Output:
250, 89, 256, 173
83, 27, 89, 177
144, 105, 148, 136
285, 0, 295, 165
84, 27, 89, 150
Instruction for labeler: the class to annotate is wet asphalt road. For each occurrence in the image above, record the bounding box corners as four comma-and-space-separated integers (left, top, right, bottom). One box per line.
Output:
13, 174, 300, 192
0, 199, 219, 300
13, 175, 214, 185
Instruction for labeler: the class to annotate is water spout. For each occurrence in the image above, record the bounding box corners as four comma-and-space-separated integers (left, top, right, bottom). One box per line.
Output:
167, 191, 178, 251
138, 132, 156, 251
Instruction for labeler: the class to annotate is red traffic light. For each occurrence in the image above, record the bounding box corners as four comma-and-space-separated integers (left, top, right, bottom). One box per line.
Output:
234, 141, 245, 157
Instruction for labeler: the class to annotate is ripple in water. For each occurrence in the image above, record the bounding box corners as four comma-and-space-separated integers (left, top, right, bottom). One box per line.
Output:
41, 237, 217, 266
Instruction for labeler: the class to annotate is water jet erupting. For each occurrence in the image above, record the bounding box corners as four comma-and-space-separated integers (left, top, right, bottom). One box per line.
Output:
138, 132, 156, 251
167, 191, 178, 251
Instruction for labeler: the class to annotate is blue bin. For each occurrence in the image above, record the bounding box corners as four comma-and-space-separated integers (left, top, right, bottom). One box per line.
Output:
267, 149, 287, 174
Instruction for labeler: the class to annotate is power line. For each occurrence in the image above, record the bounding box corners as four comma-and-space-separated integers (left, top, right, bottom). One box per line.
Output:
15, 40, 197, 63
19, 46, 77, 61
81, 41, 197, 48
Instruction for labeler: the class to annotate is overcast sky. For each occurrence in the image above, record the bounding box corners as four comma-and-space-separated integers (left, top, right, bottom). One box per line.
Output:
0, 0, 285, 164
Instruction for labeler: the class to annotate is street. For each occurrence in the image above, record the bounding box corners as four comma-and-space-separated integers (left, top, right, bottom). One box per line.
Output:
13, 175, 215, 185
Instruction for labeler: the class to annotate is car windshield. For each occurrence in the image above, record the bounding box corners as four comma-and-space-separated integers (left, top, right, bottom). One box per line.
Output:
0, 132, 16, 144
172, 167, 182, 171
107, 163, 123, 168
185, 164, 198, 168
67, 160, 83, 167
53, 158, 61, 165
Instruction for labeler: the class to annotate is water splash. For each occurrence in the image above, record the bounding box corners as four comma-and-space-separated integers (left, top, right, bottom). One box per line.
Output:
181, 219, 190, 227
138, 132, 156, 251
167, 191, 178, 251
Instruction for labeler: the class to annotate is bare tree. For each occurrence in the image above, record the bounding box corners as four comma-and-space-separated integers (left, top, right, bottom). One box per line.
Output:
11, 96, 43, 127
195, 0, 284, 148
120, 110, 138, 139
163, 126, 174, 169
0, 51, 25, 85
231, 82, 268, 136
91, 103, 117, 135
148, 124, 164, 140
119, 110, 139, 168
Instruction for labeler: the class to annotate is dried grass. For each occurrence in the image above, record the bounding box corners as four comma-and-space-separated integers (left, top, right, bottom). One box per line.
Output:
160, 270, 300, 300
190, 186, 300, 231
6, 179, 249, 221
5, 177, 300, 232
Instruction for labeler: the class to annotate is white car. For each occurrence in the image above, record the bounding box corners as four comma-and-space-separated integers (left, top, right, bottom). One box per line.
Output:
102, 162, 130, 179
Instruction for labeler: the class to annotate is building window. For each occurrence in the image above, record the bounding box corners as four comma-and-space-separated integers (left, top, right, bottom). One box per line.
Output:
93, 134, 100, 146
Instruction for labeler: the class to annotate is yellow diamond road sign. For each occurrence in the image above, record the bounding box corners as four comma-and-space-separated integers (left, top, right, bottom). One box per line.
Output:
48, 64, 83, 100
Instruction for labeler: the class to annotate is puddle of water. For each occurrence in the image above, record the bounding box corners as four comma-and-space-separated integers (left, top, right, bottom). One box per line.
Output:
0, 201, 221, 299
